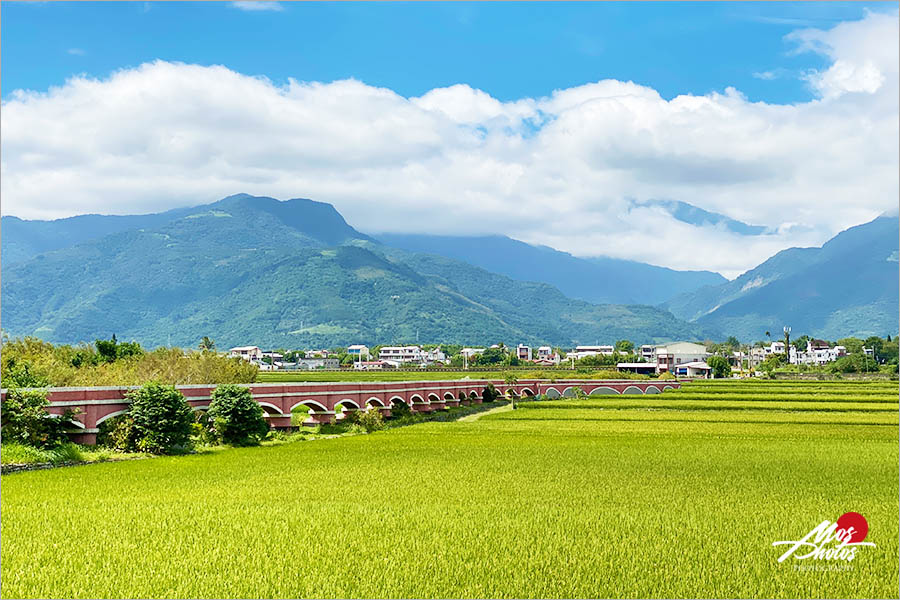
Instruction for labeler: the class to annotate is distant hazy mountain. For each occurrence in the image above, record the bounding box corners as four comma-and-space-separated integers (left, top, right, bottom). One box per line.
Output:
632, 199, 768, 236
2, 194, 714, 348
375, 234, 726, 305
664, 216, 899, 341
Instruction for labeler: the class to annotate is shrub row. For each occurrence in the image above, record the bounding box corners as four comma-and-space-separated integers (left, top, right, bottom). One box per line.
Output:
102, 383, 270, 454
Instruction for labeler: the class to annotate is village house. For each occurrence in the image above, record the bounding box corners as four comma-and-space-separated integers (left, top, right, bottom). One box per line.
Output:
229, 346, 262, 362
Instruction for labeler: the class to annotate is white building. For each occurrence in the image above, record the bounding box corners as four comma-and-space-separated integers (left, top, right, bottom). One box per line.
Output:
640, 345, 655, 362
570, 345, 615, 360
460, 348, 485, 359
517, 344, 532, 361
766, 341, 785, 355
347, 344, 369, 358
790, 341, 847, 365
229, 346, 262, 362
379, 346, 426, 363
425, 348, 447, 363
353, 360, 390, 370
649, 342, 710, 373
672, 361, 712, 378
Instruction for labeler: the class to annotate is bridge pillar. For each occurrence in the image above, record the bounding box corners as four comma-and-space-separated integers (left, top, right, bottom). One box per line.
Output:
430, 400, 447, 411
336, 408, 358, 422
303, 411, 335, 426
377, 407, 392, 419
70, 431, 98, 445
445, 399, 460, 408
265, 415, 292, 429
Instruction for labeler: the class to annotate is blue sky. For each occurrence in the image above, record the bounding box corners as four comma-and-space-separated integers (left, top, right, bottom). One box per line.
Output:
1, 1, 892, 103
2, 3, 897, 276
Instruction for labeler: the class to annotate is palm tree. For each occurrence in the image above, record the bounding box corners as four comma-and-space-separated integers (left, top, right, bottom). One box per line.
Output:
199, 336, 216, 352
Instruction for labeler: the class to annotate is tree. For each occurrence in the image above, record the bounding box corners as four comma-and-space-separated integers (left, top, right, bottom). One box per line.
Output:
504, 373, 519, 409
207, 384, 269, 446
864, 336, 885, 361
1, 357, 50, 388
126, 382, 194, 454
95, 336, 119, 363
837, 337, 864, 355
724, 336, 741, 350
706, 355, 731, 379
474, 348, 505, 365
614, 340, 634, 353
199, 337, 216, 352
0, 387, 76, 448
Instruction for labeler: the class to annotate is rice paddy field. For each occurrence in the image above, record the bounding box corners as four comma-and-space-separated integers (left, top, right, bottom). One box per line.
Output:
2, 379, 898, 598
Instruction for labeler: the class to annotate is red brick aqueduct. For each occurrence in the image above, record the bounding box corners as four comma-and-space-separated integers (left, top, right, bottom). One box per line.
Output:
0, 378, 679, 445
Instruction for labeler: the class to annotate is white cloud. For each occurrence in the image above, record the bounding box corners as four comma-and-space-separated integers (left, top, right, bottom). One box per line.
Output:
1, 12, 897, 279
66, 48, 85, 56
230, 1, 283, 12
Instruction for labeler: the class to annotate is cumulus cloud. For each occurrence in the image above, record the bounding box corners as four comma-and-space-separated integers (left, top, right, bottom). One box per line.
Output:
1, 12, 897, 278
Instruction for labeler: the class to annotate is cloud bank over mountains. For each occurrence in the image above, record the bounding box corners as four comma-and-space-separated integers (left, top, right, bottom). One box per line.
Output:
2, 11, 896, 277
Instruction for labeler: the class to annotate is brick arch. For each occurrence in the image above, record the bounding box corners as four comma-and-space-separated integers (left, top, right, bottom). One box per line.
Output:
289, 400, 329, 413
545, 387, 561, 399
95, 410, 129, 426
335, 399, 361, 410
520, 388, 535, 397
366, 397, 386, 407
588, 386, 619, 396
257, 402, 284, 415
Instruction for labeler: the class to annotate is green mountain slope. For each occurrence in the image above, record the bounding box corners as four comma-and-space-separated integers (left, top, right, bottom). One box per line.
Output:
665, 216, 899, 341
376, 233, 726, 305
2, 195, 713, 348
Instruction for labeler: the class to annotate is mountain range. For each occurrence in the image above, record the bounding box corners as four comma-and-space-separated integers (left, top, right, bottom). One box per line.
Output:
1, 195, 718, 348
376, 233, 725, 305
2, 194, 896, 348
663, 215, 899, 341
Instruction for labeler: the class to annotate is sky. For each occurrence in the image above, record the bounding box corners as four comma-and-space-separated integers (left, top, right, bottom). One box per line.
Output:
2, 2, 898, 278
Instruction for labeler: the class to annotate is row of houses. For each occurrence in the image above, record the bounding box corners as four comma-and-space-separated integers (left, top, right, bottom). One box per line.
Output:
616, 342, 712, 377
744, 340, 848, 366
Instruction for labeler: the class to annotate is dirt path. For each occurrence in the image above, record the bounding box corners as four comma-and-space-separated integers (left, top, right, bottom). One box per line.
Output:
456, 402, 513, 422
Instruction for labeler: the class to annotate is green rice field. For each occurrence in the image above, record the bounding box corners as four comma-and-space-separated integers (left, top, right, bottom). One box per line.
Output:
1, 379, 897, 598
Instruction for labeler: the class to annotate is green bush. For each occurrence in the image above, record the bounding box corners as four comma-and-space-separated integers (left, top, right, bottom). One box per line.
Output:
707, 356, 731, 379
657, 372, 676, 380
357, 408, 384, 433
97, 414, 135, 451
126, 382, 194, 454
206, 384, 269, 446
483, 383, 499, 402
391, 400, 412, 418
0, 387, 75, 449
